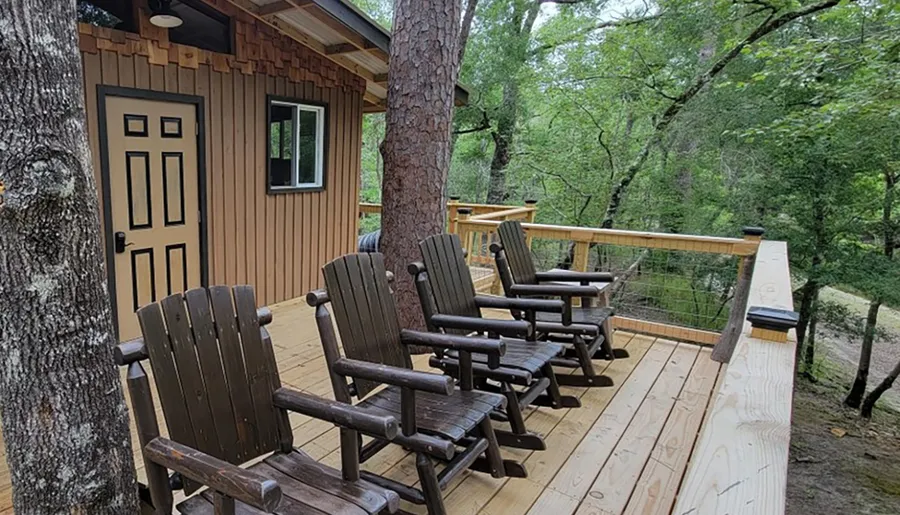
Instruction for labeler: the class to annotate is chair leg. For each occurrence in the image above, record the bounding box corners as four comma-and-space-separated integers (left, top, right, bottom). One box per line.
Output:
574, 335, 596, 378
532, 363, 581, 409
478, 418, 505, 479
416, 453, 446, 515
501, 383, 527, 434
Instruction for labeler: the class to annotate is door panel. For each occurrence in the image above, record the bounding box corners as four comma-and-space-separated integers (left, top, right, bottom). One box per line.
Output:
105, 96, 201, 342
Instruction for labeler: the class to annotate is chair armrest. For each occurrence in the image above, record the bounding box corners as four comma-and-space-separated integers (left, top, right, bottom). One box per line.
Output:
143, 437, 281, 512
272, 388, 398, 440
400, 330, 506, 358
535, 271, 615, 283
534, 321, 599, 336
332, 358, 454, 395
474, 295, 565, 314
430, 313, 532, 339
508, 283, 600, 298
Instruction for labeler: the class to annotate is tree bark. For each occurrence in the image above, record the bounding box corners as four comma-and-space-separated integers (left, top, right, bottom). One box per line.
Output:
846, 169, 894, 408
600, 0, 852, 228
0, 1, 139, 513
861, 357, 900, 418
484, 0, 540, 204
803, 286, 821, 379
458, 0, 479, 66
381, 0, 461, 331
845, 299, 880, 407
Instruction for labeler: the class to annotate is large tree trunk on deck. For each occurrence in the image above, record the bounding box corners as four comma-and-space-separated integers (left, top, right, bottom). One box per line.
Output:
381, 0, 461, 331
0, 1, 139, 512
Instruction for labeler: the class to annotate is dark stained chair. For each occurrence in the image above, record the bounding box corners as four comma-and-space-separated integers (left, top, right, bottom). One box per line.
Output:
307, 253, 527, 515
118, 285, 401, 514
492, 220, 630, 387
408, 233, 582, 450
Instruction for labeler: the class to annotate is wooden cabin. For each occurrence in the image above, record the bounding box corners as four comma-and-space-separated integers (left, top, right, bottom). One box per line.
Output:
77, 0, 465, 341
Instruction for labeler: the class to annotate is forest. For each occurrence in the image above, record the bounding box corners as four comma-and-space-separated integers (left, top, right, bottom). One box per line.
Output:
356, 0, 900, 413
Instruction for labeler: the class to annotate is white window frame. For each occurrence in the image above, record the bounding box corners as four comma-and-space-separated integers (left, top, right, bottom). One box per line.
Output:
269, 99, 326, 191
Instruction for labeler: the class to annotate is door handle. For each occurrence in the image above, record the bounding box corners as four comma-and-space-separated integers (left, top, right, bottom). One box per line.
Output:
114, 232, 133, 254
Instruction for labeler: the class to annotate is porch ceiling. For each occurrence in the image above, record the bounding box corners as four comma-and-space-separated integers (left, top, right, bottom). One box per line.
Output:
226, 0, 469, 112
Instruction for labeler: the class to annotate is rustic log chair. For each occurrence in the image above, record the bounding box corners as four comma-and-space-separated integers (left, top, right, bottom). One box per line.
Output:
307, 253, 527, 515
492, 220, 630, 387
117, 285, 402, 515
408, 233, 582, 450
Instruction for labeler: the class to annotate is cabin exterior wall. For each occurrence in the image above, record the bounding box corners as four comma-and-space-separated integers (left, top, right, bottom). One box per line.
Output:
78, 9, 364, 311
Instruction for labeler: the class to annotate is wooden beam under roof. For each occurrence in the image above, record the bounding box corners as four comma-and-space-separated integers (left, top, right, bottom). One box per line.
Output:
258, 0, 312, 17
224, 0, 379, 82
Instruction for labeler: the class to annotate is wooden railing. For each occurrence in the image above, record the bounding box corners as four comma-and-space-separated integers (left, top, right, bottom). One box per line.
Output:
359, 200, 761, 349
673, 240, 795, 515
451, 208, 760, 347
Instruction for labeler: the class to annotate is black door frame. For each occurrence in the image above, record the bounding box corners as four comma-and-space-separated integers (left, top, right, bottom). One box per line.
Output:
97, 85, 209, 338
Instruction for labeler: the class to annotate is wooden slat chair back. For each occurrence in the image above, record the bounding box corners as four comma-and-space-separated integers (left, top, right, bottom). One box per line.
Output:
322, 252, 413, 398
136, 286, 286, 494
497, 221, 538, 285
419, 234, 481, 333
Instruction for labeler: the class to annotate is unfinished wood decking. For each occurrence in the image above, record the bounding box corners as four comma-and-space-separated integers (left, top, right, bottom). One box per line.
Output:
0, 299, 722, 514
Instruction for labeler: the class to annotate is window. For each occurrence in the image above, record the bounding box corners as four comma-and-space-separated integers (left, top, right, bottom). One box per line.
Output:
77, 0, 136, 32
168, 0, 233, 54
268, 97, 327, 192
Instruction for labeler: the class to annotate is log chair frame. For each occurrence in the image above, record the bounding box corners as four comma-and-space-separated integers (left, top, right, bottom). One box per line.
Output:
491, 220, 630, 388
308, 253, 528, 515
408, 233, 582, 450
118, 285, 401, 515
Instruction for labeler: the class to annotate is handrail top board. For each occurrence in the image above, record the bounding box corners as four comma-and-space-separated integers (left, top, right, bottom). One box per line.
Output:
673, 240, 794, 515
469, 206, 535, 220
457, 219, 759, 256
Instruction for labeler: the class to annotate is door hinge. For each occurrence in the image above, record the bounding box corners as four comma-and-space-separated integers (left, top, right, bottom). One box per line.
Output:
195, 122, 199, 136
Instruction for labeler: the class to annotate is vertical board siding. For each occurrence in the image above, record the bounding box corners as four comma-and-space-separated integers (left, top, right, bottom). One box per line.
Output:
82, 51, 364, 309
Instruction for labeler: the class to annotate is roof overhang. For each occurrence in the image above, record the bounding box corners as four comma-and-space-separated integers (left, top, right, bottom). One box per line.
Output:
226, 0, 469, 112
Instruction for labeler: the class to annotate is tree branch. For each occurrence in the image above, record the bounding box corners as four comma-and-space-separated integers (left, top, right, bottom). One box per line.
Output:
600, 0, 854, 228
534, 12, 662, 53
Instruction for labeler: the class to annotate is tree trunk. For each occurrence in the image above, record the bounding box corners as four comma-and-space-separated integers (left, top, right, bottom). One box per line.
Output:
458, 0, 479, 66
0, 1, 138, 512
846, 170, 894, 408
484, 0, 541, 204
381, 0, 461, 331
486, 81, 517, 204
845, 299, 880, 407
803, 286, 821, 379
861, 357, 900, 418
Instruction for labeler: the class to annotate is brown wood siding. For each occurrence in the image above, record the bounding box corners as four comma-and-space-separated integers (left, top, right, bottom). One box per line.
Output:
81, 53, 363, 307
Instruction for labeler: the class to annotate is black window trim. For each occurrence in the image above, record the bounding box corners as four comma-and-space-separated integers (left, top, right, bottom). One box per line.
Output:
266, 94, 329, 195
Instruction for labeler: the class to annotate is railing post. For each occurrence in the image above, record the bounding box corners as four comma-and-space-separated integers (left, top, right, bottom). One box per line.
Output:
457, 207, 473, 265
524, 199, 537, 249
711, 227, 763, 363
447, 196, 461, 234
572, 241, 590, 272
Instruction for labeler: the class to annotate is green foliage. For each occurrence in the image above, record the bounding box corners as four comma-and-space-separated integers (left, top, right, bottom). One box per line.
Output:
352, 0, 900, 309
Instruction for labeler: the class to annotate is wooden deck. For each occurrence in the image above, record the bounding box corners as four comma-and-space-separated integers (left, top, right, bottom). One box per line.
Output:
0, 298, 723, 514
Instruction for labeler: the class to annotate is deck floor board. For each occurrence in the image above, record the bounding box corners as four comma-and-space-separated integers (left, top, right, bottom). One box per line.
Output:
0, 299, 721, 515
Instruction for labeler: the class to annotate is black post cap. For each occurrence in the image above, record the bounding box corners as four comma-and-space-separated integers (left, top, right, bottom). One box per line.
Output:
449, 195, 461, 201
743, 226, 765, 237
524, 199, 538, 205
746, 306, 799, 330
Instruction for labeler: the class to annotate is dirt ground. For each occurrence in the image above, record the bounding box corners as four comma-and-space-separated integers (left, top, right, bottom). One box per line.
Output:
787, 375, 900, 515
787, 287, 900, 514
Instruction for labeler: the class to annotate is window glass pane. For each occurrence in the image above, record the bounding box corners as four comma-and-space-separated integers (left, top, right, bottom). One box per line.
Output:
269, 104, 294, 187
78, 0, 135, 31
281, 120, 293, 160
169, 0, 232, 54
297, 109, 319, 185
